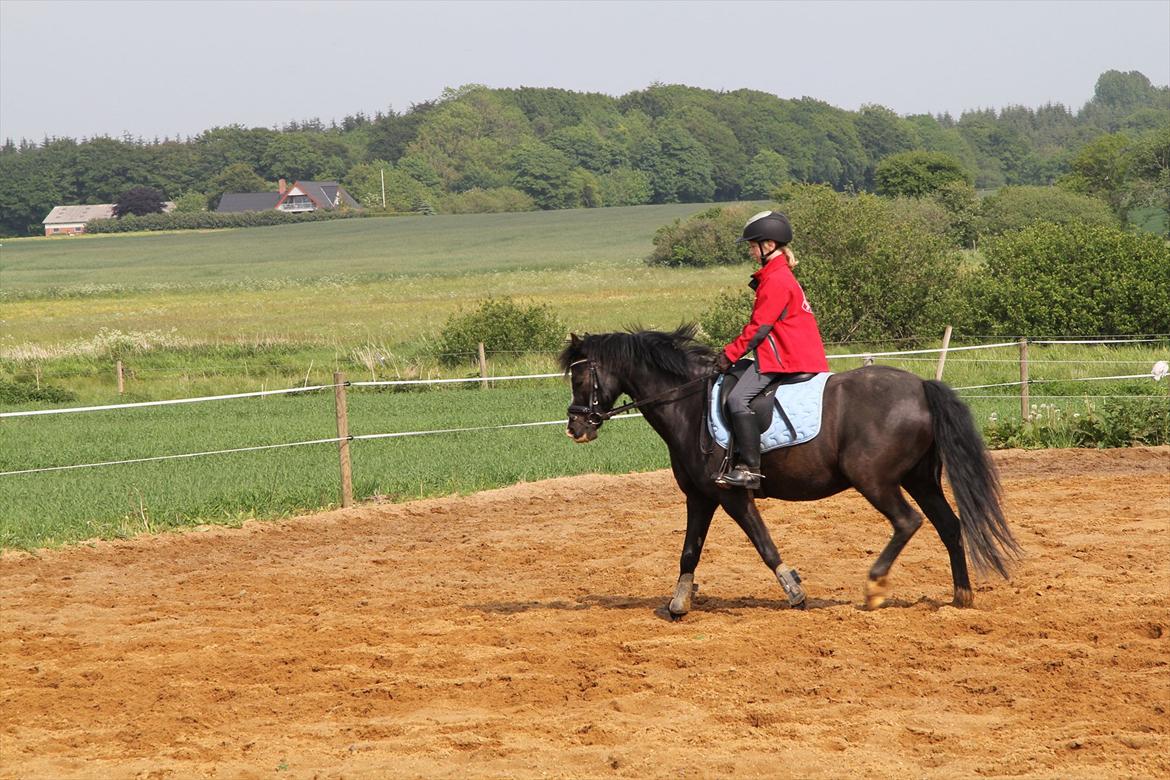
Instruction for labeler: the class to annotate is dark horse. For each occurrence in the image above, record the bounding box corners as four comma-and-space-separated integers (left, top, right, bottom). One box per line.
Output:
561, 326, 1020, 617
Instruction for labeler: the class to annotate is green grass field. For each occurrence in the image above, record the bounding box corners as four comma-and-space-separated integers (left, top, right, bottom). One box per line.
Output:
1, 204, 752, 349
2, 205, 1166, 549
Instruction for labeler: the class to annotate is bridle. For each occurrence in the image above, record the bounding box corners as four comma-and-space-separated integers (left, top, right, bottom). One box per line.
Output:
567, 358, 714, 428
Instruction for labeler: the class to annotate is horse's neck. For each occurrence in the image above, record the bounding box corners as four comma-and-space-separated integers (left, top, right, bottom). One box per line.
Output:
624, 368, 705, 452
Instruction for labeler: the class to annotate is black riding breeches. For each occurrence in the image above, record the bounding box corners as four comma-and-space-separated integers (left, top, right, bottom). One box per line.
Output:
726, 362, 778, 416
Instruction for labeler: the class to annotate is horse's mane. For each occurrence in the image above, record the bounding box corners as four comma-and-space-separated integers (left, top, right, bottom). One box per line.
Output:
558, 324, 714, 379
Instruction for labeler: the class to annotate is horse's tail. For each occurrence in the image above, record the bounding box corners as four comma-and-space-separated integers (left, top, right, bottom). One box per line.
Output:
922, 380, 1022, 578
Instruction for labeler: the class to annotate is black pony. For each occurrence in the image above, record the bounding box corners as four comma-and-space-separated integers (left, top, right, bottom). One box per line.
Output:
561, 326, 1020, 617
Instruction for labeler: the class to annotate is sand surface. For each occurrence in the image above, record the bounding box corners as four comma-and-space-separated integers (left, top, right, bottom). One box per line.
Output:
2, 447, 1167, 779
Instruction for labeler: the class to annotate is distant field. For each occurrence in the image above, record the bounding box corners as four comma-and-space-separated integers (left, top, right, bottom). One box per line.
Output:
1, 204, 724, 293
0, 203, 754, 350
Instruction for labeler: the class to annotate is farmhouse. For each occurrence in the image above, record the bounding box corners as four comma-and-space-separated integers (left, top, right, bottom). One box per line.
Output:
216, 179, 360, 214
41, 202, 175, 236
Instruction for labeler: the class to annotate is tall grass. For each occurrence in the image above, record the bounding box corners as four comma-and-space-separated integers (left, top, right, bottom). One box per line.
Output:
2, 205, 1166, 549
2, 341, 1165, 550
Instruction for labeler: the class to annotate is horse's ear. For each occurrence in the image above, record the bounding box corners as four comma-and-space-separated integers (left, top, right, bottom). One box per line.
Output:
569, 333, 582, 347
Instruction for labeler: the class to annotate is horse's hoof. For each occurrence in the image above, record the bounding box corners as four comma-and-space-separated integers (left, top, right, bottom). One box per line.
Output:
669, 574, 696, 617
865, 576, 889, 610
775, 564, 806, 608
952, 587, 974, 608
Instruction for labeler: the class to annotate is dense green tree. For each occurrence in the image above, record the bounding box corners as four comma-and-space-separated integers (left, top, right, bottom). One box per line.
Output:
365, 102, 435, 162
260, 133, 327, 181
343, 159, 437, 211
671, 105, 748, 199
636, 119, 715, 203
1059, 132, 1133, 213
597, 167, 652, 206
210, 163, 270, 197
546, 124, 625, 173
1, 69, 1166, 233
0, 146, 68, 235
509, 141, 577, 209
405, 87, 532, 191
855, 104, 919, 187
875, 151, 972, 198
741, 149, 789, 199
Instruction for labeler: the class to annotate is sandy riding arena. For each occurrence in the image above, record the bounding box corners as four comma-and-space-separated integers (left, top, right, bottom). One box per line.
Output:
2, 447, 1167, 779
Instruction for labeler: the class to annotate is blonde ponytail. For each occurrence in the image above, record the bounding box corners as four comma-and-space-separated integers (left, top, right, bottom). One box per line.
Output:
781, 246, 798, 268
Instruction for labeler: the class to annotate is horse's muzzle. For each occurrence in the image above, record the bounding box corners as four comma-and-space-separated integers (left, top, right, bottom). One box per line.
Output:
566, 414, 599, 443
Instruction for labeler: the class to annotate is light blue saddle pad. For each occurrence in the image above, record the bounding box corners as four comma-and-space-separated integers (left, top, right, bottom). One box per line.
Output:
708, 372, 832, 452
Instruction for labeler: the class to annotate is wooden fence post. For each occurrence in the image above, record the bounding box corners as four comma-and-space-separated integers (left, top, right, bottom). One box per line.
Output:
333, 371, 354, 508
478, 342, 489, 389
934, 325, 953, 381
1018, 338, 1029, 421
116, 360, 124, 395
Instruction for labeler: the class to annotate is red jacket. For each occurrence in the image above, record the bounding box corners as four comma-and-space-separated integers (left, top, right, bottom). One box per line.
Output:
723, 257, 829, 374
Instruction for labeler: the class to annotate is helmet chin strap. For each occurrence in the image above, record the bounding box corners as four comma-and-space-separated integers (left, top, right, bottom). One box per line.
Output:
755, 241, 780, 266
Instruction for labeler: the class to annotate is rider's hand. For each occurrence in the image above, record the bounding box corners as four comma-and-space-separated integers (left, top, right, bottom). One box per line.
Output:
714, 353, 734, 374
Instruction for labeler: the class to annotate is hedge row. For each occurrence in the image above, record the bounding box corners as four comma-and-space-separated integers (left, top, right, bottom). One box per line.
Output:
84, 207, 406, 234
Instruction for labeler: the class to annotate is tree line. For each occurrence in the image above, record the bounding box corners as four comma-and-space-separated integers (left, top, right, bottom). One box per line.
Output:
0, 70, 1166, 237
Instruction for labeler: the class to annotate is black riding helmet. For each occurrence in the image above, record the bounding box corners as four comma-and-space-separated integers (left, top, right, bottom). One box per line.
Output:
736, 210, 793, 245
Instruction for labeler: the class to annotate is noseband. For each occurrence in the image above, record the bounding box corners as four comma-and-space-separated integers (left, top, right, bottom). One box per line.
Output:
567, 358, 714, 427
567, 359, 610, 427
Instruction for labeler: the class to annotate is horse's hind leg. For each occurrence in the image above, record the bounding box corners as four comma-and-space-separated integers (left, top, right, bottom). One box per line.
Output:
669, 493, 718, 617
718, 492, 806, 609
904, 473, 974, 608
854, 481, 924, 609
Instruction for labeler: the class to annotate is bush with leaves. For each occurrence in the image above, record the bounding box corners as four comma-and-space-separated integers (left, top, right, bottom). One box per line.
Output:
437, 297, 566, 366
439, 187, 536, 214
983, 396, 1168, 449
646, 204, 755, 267
698, 289, 753, 346
773, 184, 964, 342
0, 379, 78, 405
85, 207, 372, 233
967, 220, 1170, 337
977, 186, 1119, 239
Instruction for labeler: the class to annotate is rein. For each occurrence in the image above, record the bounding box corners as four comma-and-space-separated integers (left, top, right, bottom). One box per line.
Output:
568, 358, 715, 427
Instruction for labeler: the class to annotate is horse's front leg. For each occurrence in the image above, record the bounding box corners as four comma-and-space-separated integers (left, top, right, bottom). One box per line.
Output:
669, 492, 718, 617
719, 491, 807, 609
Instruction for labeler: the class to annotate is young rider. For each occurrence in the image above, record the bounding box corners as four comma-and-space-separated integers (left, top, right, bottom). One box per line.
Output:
713, 210, 829, 489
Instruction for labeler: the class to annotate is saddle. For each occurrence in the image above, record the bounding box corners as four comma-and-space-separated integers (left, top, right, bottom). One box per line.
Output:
718, 362, 818, 436
704, 361, 832, 480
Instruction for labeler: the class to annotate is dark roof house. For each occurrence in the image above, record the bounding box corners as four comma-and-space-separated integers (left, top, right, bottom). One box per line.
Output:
216, 179, 360, 213
216, 192, 283, 213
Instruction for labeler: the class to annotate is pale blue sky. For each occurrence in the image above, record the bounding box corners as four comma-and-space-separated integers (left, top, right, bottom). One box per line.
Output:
1, 0, 1167, 142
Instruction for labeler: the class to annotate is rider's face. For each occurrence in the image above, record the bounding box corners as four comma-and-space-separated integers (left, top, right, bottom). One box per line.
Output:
749, 240, 775, 264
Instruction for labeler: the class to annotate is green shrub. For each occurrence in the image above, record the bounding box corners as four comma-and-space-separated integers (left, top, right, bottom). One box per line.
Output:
698, 289, 753, 346
983, 396, 1169, 449
646, 204, 755, 267
968, 220, 1170, 337
0, 380, 77, 404
439, 187, 537, 214
437, 297, 566, 366
977, 186, 1119, 238
775, 184, 964, 342
85, 207, 376, 233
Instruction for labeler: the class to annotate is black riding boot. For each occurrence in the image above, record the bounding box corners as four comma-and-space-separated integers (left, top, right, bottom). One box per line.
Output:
721, 412, 763, 489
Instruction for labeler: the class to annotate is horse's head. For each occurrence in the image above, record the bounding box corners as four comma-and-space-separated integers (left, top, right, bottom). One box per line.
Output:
560, 333, 623, 443
559, 327, 712, 443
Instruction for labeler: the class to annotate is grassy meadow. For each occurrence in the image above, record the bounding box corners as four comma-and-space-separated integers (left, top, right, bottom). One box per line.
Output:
2, 205, 1166, 549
